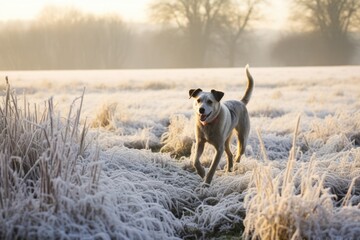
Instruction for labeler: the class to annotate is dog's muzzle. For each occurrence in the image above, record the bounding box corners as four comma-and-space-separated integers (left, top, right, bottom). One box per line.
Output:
200, 112, 212, 122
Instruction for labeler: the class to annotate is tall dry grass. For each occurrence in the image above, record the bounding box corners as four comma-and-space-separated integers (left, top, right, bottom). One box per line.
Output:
243, 116, 360, 239
0, 79, 100, 239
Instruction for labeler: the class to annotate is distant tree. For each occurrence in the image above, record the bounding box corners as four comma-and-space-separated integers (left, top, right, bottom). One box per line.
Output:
150, 0, 230, 67
150, 0, 263, 67
216, 0, 263, 67
291, 0, 360, 64
294, 0, 360, 34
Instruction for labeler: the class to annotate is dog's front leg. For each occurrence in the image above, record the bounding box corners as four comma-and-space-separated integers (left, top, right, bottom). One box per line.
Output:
205, 146, 224, 185
193, 140, 205, 178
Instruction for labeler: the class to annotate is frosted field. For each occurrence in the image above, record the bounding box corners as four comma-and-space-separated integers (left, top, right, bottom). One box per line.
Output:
1, 66, 360, 239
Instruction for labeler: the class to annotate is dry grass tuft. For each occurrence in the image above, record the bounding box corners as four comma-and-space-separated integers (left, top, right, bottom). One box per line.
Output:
160, 114, 194, 158
90, 102, 117, 129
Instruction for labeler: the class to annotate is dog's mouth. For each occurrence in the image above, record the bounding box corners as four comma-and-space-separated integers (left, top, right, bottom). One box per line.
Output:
200, 112, 212, 122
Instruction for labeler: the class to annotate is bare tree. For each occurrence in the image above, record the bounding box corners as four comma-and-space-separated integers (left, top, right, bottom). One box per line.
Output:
150, 0, 262, 67
150, 0, 230, 67
295, 0, 360, 35
216, 0, 263, 67
292, 0, 360, 64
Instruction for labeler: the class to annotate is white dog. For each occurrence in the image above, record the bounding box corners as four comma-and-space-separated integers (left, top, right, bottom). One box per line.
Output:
189, 65, 254, 185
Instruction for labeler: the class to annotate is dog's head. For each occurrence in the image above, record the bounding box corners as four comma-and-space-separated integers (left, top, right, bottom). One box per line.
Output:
189, 88, 224, 125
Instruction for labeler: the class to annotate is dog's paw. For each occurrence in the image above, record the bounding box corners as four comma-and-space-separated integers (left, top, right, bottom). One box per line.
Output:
225, 165, 233, 172
204, 175, 213, 186
200, 182, 210, 188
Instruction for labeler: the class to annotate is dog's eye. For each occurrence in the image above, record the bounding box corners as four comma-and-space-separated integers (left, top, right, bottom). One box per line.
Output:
197, 99, 201, 103
207, 100, 213, 105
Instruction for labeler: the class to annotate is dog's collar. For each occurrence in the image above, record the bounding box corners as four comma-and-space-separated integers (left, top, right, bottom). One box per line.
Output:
201, 115, 219, 126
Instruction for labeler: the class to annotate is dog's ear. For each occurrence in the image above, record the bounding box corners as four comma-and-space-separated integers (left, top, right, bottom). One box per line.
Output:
189, 88, 202, 99
211, 89, 224, 102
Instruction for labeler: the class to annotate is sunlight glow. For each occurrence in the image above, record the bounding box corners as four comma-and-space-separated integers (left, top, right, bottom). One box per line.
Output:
0, 0, 288, 29
0, 0, 152, 22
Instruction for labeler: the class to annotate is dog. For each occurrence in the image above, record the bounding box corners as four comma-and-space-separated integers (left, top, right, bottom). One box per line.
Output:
189, 65, 254, 185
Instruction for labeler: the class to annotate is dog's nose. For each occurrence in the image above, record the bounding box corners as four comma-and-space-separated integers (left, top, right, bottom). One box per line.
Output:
199, 108, 205, 114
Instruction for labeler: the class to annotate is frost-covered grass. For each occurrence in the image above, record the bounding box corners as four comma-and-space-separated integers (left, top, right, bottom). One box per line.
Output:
1, 66, 360, 239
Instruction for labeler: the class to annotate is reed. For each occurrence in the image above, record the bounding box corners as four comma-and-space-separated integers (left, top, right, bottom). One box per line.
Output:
0, 79, 99, 239
243, 115, 360, 239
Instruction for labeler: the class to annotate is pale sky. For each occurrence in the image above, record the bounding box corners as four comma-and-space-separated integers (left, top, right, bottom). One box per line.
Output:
0, 0, 289, 29
0, 0, 152, 22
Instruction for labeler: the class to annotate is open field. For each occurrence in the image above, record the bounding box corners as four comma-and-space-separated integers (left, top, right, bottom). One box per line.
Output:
1, 66, 360, 239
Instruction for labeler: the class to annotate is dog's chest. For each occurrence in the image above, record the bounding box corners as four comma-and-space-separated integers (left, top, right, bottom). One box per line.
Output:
202, 127, 215, 139
198, 125, 220, 143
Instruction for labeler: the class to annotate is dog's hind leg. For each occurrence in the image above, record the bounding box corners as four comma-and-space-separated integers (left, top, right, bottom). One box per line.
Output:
193, 140, 205, 178
235, 133, 246, 163
225, 137, 233, 172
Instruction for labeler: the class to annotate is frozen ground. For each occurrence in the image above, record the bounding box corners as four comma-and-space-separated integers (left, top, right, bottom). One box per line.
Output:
1, 66, 360, 239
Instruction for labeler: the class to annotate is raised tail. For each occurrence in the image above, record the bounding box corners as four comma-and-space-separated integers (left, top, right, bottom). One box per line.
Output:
241, 64, 254, 105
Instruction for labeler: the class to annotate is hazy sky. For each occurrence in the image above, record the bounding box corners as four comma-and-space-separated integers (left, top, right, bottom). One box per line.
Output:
0, 0, 289, 29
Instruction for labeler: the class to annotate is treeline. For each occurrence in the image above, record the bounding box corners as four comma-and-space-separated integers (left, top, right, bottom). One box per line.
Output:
0, 7, 130, 70
0, 4, 359, 70
272, 32, 358, 66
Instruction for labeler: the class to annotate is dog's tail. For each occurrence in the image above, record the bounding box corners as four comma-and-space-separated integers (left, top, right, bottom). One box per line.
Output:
241, 64, 254, 105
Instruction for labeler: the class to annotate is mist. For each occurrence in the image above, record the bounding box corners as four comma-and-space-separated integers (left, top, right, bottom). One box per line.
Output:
1, 2, 360, 239
0, 3, 359, 70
